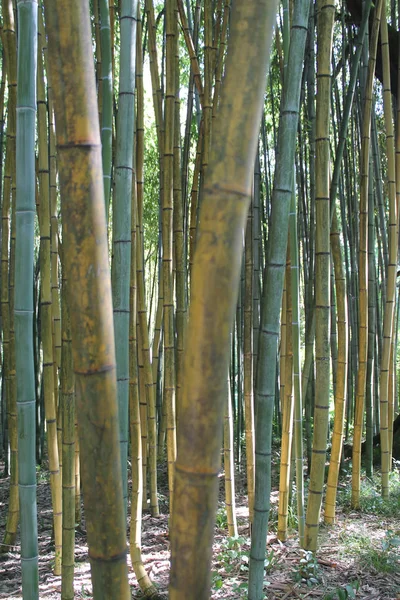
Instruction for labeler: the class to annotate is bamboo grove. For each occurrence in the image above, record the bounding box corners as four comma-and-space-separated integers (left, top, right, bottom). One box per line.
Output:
0, 0, 400, 598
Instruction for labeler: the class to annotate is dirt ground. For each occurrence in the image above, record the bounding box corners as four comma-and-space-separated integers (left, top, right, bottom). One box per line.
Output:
1, 462, 400, 599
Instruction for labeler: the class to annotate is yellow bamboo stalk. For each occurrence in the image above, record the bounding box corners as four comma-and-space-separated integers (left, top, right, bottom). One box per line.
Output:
37, 35, 62, 575
325, 210, 348, 524
244, 204, 255, 524
304, 0, 335, 551
378, 0, 395, 500
224, 373, 238, 538
44, 0, 130, 595
278, 253, 294, 542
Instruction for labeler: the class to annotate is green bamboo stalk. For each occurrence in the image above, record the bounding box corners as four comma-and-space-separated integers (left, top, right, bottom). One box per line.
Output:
0, 0, 18, 554
289, 186, 305, 545
99, 0, 113, 219
378, 1, 397, 498
244, 202, 255, 524
111, 0, 138, 514
248, 0, 310, 592
15, 0, 39, 595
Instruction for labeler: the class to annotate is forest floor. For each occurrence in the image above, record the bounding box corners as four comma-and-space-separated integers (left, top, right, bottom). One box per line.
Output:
1, 457, 400, 599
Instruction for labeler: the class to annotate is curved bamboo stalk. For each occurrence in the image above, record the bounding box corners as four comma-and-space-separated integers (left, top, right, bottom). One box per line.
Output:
169, 3, 277, 598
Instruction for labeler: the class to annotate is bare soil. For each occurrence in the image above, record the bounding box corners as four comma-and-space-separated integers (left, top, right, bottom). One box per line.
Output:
1, 462, 399, 599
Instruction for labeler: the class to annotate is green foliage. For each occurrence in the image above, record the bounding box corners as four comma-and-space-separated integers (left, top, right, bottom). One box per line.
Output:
361, 530, 400, 573
293, 550, 321, 587
338, 527, 400, 574
336, 470, 400, 516
324, 580, 359, 600
215, 507, 228, 530
212, 535, 277, 595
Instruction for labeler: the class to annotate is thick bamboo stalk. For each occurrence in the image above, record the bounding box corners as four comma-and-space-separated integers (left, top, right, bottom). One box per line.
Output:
169, 3, 277, 598
44, 1, 130, 596
15, 0, 39, 595
0, 0, 18, 553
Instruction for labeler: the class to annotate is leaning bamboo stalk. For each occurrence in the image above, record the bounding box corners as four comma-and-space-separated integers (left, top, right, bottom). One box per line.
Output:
37, 36, 62, 575
249, 0, 311, 590
170, 3, 278, 598
351, 0, 383, 508
129, 141, 158, 597
244, 201, 255, 524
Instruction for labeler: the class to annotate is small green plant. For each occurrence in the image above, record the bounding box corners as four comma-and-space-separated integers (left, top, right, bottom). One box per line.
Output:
293, 550, 321, 587
216, 535, 249, 575
78, 585, 92, 599
264, 547, 279, 573
215, 507, 228, 530
324, 580, 359, 599
212, 536, 277, 593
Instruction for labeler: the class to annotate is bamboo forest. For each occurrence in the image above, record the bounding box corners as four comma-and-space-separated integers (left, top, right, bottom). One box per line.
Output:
3, 0, 400, 598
